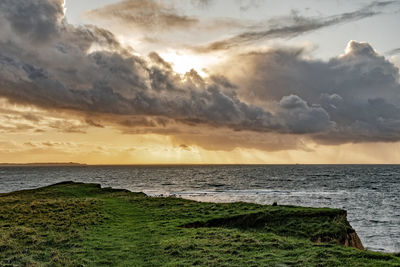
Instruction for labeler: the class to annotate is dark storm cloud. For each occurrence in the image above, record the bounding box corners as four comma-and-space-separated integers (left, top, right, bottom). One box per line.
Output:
0, 0, 64, 43
219, 41, 400, 143
277, 95, 333, 134
1, 0, 400, 148
194, 1, 396, 53
86, 0, 199, 31
0, 0, 333, 137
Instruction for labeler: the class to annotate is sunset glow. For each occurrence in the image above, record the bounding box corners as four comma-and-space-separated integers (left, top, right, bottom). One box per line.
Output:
0, 0, 400, 164
159, 51, 220, 76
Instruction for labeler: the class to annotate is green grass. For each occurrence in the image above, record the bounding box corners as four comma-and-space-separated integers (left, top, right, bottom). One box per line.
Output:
0, 182, 399, 266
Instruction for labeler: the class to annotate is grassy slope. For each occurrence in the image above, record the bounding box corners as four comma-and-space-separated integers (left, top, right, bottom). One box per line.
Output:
0, 182, 399, 266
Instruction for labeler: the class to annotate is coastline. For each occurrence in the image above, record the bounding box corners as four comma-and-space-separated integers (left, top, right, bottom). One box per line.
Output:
1, 181, 399, 266
0, 162, 86, 167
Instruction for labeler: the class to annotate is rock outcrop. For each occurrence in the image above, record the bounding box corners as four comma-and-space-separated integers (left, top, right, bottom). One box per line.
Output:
344, 231, 365, 250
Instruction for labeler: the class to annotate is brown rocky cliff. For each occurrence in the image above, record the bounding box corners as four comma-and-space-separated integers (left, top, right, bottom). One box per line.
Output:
344, 230, 364, 250
312, 211, 365, 250
339, 211, 364, 250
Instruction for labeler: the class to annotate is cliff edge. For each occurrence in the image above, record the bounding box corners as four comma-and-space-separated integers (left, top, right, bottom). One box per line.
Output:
2, 182, 398, 266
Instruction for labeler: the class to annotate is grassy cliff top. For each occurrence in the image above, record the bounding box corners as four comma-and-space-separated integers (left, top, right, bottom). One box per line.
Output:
1, 182, 399, 266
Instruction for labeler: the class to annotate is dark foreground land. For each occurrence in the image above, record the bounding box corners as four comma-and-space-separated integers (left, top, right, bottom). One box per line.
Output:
0, 182, 399, 266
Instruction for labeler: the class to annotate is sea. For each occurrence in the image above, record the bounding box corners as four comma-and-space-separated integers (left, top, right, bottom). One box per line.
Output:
0, 164, 399, 253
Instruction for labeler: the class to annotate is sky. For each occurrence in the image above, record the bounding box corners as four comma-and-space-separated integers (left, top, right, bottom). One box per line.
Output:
0, 0, 400, 164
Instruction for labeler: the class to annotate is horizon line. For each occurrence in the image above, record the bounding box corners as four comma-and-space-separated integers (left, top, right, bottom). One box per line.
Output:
1, 163, 400, 166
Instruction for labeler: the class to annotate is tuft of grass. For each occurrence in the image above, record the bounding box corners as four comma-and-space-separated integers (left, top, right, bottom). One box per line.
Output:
1, 182, 399, 266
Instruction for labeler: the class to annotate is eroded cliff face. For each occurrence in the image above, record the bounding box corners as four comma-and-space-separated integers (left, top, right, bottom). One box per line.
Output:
314, 229, 365, 250
182, 208, 365, 250
311, 213, 365, 250
340, 212, 365, 250
344, 231, 365, 250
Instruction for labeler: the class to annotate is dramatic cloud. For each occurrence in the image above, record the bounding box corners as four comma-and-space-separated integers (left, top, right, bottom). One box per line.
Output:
216, 41, 400, 143
0, 0, 334, 139
0, 0, 400, 154
84, 0, 249, 52
277, 95, 333, 134
86, 0, 199, 32
0, 0, 65, 43
194, 1, 397, 52
0, 98, 91, 134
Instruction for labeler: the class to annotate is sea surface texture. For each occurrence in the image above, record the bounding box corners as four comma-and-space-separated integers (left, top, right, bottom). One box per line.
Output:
0, 165, 399, 252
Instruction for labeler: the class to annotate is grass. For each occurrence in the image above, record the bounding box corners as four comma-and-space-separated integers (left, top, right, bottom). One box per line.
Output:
0, 181, 399, 266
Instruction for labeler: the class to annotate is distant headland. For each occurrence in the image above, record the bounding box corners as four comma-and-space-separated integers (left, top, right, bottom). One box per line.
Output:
0, 162, 86, 167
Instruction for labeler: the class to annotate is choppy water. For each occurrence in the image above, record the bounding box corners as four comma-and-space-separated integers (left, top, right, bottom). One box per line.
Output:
0, 165, 399, 253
